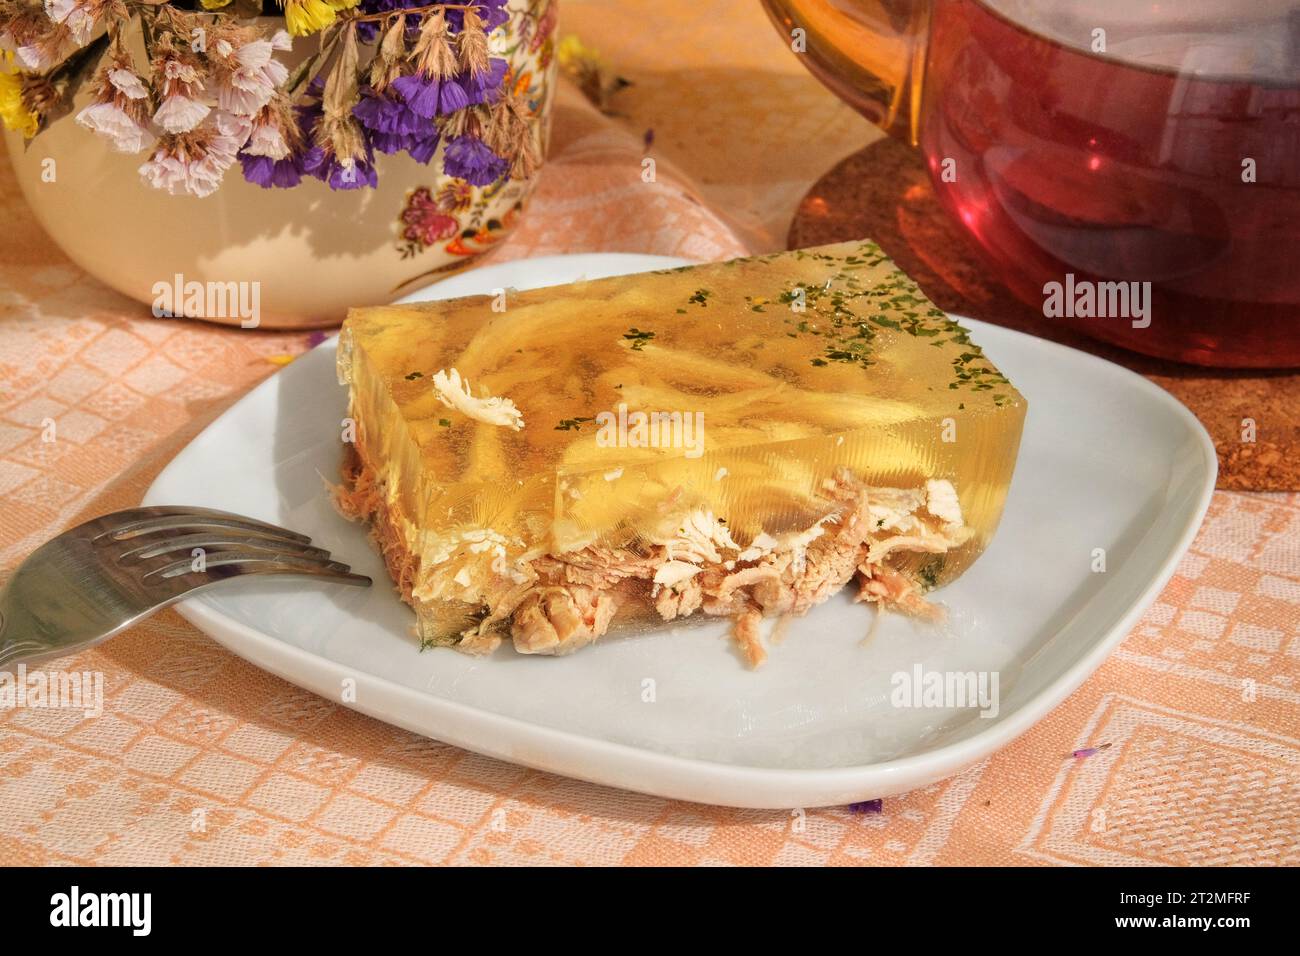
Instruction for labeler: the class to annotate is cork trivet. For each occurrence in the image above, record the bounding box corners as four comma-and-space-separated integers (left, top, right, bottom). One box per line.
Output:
789, 138, 1299, 491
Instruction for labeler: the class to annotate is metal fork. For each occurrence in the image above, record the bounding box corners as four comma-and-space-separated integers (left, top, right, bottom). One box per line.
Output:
0, 506, 370, 668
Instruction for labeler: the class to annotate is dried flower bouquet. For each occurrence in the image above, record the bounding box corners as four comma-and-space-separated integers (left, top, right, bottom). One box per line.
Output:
0, 0, 540, 197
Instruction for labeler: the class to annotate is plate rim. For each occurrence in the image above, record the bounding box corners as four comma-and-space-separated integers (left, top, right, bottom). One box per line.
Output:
143, 252, 1218, 807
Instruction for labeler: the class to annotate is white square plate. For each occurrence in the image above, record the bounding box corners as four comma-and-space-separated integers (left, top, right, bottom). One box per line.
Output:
142, 253, 1216, 808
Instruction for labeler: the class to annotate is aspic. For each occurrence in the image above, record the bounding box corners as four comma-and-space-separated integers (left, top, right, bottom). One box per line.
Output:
335, 240, 1027, 666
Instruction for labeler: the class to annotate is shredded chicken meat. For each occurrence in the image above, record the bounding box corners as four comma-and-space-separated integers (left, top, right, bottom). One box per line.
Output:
337, 443, 973, 666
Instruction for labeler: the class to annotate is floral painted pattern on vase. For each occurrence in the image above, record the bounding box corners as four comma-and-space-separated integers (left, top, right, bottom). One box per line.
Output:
393, 0, 556, 290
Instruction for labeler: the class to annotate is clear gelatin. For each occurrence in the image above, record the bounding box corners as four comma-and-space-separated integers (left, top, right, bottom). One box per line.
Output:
337, 240, 1026, 663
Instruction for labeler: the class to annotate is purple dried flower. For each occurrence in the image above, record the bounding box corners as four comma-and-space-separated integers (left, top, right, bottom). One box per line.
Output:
351, 88, 442, 165
366, 130, 406, 154
302, 141, 379, 191
244, 9, 513, 192
406, 133, 441, 164
238, 92, 319, 190
1070, 743, 1112, 760
354, 89, 430, 136
355, 0, 510, 42
436, 77, 470, 115
442, 133, 508, 186
848, 799, 883, 815
390, 50, 506, 118
353, 92, 407, 134
239, 152, 305, 188
461, 57, 509, 105
391, 73, 444, 119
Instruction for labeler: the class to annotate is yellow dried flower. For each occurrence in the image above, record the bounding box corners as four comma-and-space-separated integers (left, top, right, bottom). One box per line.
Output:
556, 35, 629, 113
282, 0, 338, 37
556, 35, 604, 73
0, 70, 39, 139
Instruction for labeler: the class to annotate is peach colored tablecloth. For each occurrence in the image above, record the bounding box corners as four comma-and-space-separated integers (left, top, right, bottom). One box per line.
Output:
1, 1, 1298, 866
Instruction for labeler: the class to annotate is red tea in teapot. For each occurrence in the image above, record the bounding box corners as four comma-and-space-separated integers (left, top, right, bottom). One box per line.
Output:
922, 0, 1300, 366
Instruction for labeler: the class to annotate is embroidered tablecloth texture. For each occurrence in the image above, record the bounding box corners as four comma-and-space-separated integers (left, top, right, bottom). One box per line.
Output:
0, 0, 1297, 866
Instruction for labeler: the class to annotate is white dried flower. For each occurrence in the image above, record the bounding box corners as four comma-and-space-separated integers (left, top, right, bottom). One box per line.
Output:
432, 368, 525, 430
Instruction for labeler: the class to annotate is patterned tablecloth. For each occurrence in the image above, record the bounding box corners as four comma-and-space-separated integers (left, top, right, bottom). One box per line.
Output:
1, 1, 1297, 866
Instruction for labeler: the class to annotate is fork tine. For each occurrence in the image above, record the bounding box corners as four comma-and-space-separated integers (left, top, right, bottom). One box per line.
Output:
114, 530, 331, 562
142, 551, 371, 585
93, 507, 313, 544
0, 640, 48, 668
0, 508, 370, 670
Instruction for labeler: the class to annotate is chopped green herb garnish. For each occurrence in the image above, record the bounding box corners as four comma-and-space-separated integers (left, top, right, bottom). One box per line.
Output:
918, 559, 944, 590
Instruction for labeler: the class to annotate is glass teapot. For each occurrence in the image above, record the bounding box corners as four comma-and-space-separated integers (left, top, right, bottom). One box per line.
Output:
761, 0, 1300, 368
